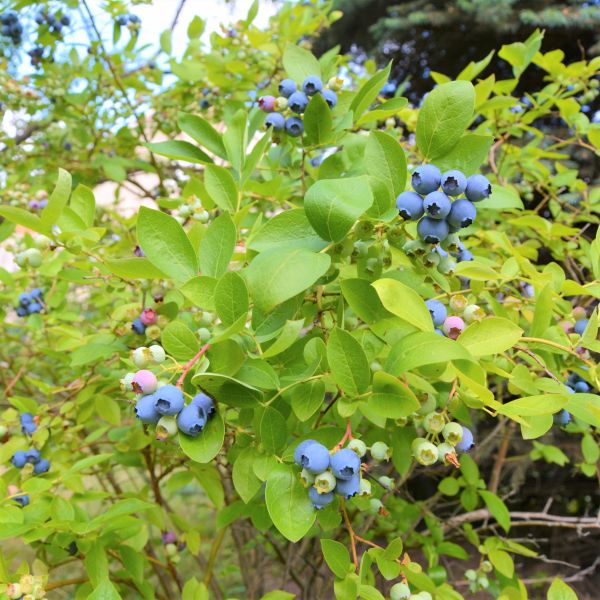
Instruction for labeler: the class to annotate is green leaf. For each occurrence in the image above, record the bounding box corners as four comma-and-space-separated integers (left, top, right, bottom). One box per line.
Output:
137, 207, 198, 282
290, 378, 325, 421
359, 585, 385, 600
145, 140, 212, 164
480, 185, 523, 210
488, 549, 514, 578
416, 81, 475, 159
438, 477, 460, 496
372, 279, 433, 332
260, 592, 295, 600
177, 113, 227, 158
368, 371, 420, 418
263, 319, 305, 358
248, 209, 327, 253
105, 258, 166, 280
187, 15, 205, 39
431, 134, 493, 175
304, 176, 373, 242
304, 93, 333, 146
160, 29, 172, 54
350, 62, 392, 120
547, 578, 578, 600
265, 464, 316, 542
321, 539, 351, 578
340, 279, 391, 324
223, 109, 247, 174
499, 394, 567, 418
88, 580, 122, 600
327, 327, 370, 397
245, 247, 330, 312
180, 276, 217, 310
161, 321, 200, 361
458, 317, 523, 356
204, 164, 238, 212
260, 407, 287, 454
179, 412, 224, 463
70, 184, 96, 227
215, 271, 249, 327
530, 285, 554, 336
41, 168, 72, 228
0, 206, 50, 235
282, 43, 321, 82
479, 490, 511, 532
199, 212, 237, 278
364, 131, 407, 199
356, 97, 408, 126
232, 447, 262, 503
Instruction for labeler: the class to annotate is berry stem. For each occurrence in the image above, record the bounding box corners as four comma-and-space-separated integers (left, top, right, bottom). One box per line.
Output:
341, 500, 359, 570
332, 419, 353, 450
176, 343, 211, 388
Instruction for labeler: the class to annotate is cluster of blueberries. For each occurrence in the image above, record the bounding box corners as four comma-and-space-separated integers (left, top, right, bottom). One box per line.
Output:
426, 296, 483, 339
34, 10, 70, 32
5, 574, 47, 600
16, 288, 44, 317
124, 367, 217, 440
28, 196, 48, 211
412, 418, 473, 467
572, 307, 589, 336
132, 307, 157, 335
556, 370, 594, 426
115, 13, 141, 30
390, 583, 433, 600
259, 75, 341, 137
0, 10, 23, 44
396, 165, 492, 245
293, 438, 391, 509
161, 531, 185, 563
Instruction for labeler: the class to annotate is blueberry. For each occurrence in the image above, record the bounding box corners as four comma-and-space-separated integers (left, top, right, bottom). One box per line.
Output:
132, 370, 158, 394
191, 392, 215, 418
134, 394, 161, 424
330, 448, 361, 480
396, 191, 424, 220
60, 15, 70, 26
288, 91, 309, 114
574, 319, 588, 335
258, 95, 276, 112
465, 174, 492, 202
412, 164, 441, 195
285, 116, 304, 137
31, 288, 43, 300
458, 249, 474, 262
441, 170, 467, 196
417, 217, 449, 244
335, 473, 361, 498
21, 421, 37, 435
308, 486, 334, 509
25, 449, 41, 464
16, 306, 27, 317
297, 441, 330, 474
554, 410, 571, 426
302, 76, 323, 96
574, 381, 590, 393
19, 292, 32, 306
423, 191, 451, 219
34, 458, 50, 474
455, 427, 474, 452
132, 318, 146, 334
20, 412, 34, 423
14, 494, 29, 507
425, 299, 447, 326
153, 385, 185, 416
278, 78, 297, 98
11, 450, 27, 468
322, 89, 337, 108
28, 302, 42, 314
294, 439, 317, 466
35, 13, 44, 24
265, 112, 285, 131
177, 404, 207, 437
447, 198, 476, 229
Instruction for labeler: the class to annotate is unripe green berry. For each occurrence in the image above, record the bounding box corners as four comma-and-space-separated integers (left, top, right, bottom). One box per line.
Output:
463, 304, 484, 323
417, 393, 437, 415
465, 569, 477, 580
24, 248, 43, 267
149, 345, 166, 363
481, 560, 493, 573
413, 440, 438, 466
403, 239, 427, 256
197, 327, 211, 343
449, 294, 468, 313
132, 347, 150, 368
378, 475, 394, 490
358, 478, 372, 497
368, 498, 383, 513
477, 576, 489, 589
437, 442, 457, 464
300, 468, 315, 487
165, 542, 178, 557
145, 325, 162, 340
442, 422, 463, 445
120, 372, 135, 392
314, 470, 336, 494
34, 235, 51, 249
423, 411, 445, 434
370, 441, 391, 461
156, 416, 178, 441
437, 255, 456, 274
424, 250, 440, 267
390, 582, 411, 600
347, 438, 367, 458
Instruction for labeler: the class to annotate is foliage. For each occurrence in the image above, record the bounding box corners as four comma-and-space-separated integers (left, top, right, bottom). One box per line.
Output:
0, 1, 599, 599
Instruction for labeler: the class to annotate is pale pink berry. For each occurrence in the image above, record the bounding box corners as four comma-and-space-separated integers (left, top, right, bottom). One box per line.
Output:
442, 316, 465, 340
133, 369, 158, 394
258, 95, 276, 112
140, 308, 157, 326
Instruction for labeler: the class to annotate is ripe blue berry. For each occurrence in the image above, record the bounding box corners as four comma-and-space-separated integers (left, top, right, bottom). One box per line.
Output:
574, 381, 590, 393
294, 439, 317, 466
458, 249, 474, 262
16, 306, 27, 317
423, 191, 451, 219
132, 318, 146, 334
21, 421, 37, 435
20, 412, 34, 423
412, 164, 441, 195
465, 174, 492, 202
425, 299, 447, 326
278, 78, 297, 98
191, 392, 215, 418
555, 410, 571, 426
330, 448, 361, 480
417, 217, 449, 244
302, 76, 323, 96
297, 441, 330, 474
28, 302, 42, 314
455, 426, 474, 452
308, 486, 334, 509
11, 450, 27, 468
33, 458, 50, 474
24, 449, 41, 464
134, 394, 161, 424
441, 170, 467, 196
153, 385, 185, 416
31, 288, 44, 299
335, 474, 361, 499
177, 404, 207, 436
288, 91, 309, 114
285, 116, 304, 137
322, 89, 337, 108
447, 198, 476, 229
19, 292, 31, 306
265, 112, 285, 131
396, 191, 424, 221
14, 494, 29, 507
574, 319, 588, 335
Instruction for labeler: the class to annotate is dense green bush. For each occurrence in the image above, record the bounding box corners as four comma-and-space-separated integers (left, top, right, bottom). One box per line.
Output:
0, 2, 599, 599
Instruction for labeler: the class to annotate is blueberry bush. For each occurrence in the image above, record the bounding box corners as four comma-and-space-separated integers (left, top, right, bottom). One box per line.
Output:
1, 2, 599, 599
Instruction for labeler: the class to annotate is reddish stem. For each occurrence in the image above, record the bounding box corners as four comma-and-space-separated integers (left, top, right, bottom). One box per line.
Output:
332, 419, 353, 451
176, 343, 211, 388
